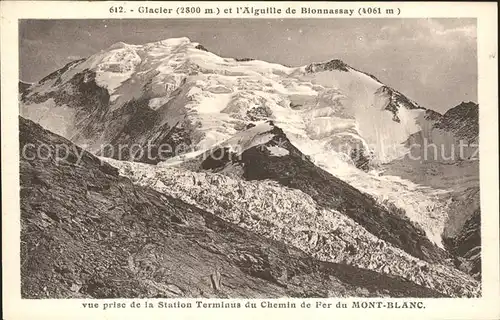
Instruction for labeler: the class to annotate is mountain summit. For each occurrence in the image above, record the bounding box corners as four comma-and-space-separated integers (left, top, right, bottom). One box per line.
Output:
22, 37, 430, 164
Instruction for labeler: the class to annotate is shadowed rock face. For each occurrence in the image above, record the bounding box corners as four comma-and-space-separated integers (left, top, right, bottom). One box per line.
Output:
201, 123, 447, 264
444, 209, 481, 281
19, 116, 444, 298
21, 68, 111, 146
21, 67, 195, 162
434, 101, 479, 143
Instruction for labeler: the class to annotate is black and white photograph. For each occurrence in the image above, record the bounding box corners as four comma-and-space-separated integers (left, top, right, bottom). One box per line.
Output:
15, 17, 485, 300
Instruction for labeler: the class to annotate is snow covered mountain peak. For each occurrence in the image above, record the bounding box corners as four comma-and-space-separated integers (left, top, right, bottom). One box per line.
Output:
104, 36, 196, 55
22, 36, 435, 165
19, 36, 482, 295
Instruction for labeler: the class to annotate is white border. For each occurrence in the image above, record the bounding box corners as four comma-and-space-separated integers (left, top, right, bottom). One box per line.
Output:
1, 2, 498, 319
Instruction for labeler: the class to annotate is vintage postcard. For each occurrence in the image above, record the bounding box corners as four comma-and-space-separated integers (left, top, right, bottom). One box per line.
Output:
1, 1, 498, 319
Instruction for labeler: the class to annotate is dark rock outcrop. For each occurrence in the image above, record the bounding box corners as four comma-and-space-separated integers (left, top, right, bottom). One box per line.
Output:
194, 44, 209, 52
434, 101, 479, 143
375, 86, 425, 123
444, 209, 481, 281
235, 58, 255, 62
305, 59, 350, 73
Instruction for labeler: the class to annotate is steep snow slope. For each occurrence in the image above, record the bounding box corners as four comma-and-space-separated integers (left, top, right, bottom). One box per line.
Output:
295, 62, 426, 162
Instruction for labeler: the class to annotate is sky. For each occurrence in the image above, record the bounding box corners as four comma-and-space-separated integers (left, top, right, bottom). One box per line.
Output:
19, 19, 477, 113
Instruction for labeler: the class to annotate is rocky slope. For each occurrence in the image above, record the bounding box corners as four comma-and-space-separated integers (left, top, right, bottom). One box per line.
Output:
20, 116, 448, 298
434, 101, 479, 144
